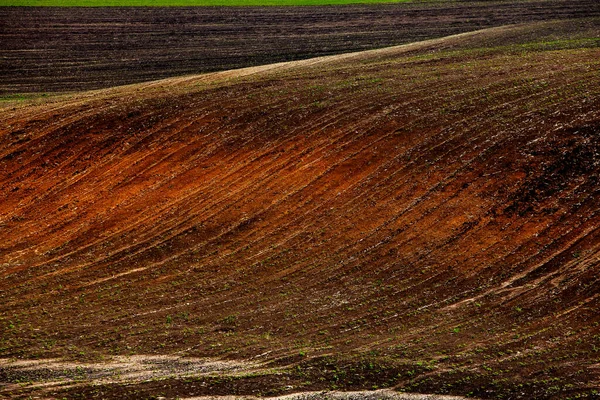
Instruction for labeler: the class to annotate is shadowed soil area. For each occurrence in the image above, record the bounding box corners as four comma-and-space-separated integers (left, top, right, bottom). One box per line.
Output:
1, 19, 600, 399
1, 0, 600, 93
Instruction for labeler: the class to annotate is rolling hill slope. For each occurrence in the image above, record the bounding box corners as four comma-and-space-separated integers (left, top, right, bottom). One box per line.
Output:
2, 0, 600, 93
1, 19, 600, 399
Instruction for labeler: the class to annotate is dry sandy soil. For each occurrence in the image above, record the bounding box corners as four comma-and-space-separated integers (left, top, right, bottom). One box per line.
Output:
1, 0, 600, 93
1, 356, 469, 399
1, 18, 600, 400
181, 390, 471, 399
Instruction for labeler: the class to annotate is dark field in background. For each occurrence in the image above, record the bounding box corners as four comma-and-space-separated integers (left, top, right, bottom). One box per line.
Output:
1, 0, 599, 93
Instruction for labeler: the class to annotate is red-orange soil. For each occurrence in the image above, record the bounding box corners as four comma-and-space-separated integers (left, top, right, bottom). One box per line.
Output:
1, 20, 600, 399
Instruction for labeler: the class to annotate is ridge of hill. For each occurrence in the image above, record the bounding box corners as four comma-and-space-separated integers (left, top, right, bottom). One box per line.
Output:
2, 0, 600, 93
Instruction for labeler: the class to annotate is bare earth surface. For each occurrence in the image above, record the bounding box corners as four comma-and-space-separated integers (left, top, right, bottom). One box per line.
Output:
1, 18, 600, 400
183, 390, 470, 399
0, 356, 261, 390
1, 357, 468, 399
1, 0, 600, 93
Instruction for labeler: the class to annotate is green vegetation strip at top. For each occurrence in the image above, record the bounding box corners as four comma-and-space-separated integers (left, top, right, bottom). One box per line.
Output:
0, 0, 417, 6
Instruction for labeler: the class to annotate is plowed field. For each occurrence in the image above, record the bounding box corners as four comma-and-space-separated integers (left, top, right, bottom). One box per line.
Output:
2, 0, 600, 93
1, 18, 600, 400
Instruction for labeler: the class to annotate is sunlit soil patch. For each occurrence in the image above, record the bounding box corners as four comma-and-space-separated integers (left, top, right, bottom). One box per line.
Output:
183, 390, 469, 399
0, 356, 260, 390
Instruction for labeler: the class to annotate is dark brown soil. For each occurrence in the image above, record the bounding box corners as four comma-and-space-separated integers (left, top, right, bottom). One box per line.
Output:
2, 0, 600, 93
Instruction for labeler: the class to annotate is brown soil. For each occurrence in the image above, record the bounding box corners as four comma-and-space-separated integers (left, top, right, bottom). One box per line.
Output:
0, 357, 467, 399
2, 0, 600, 93
182, 392, 469, 400
1, 19, 600, 400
